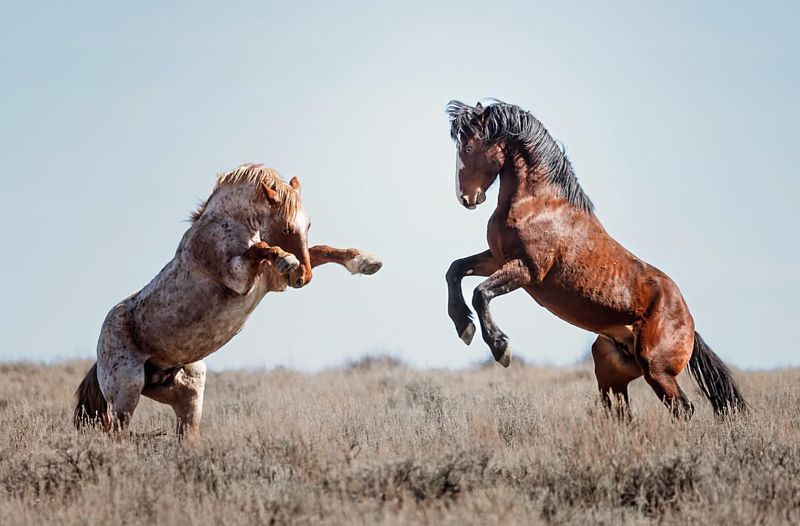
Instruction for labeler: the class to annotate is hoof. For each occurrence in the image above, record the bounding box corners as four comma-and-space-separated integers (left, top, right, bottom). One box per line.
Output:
496, 347, 512, 368
459, 322, 476, 345
491, 335, 511, 368
345, 254, 383, 275
276, 254, 300, 274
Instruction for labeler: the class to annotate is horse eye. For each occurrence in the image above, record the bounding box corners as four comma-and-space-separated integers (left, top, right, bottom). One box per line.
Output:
282, 226, 291, 235
465, 145, 473, 154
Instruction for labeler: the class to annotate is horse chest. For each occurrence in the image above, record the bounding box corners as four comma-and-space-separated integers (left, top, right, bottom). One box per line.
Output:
133, 271, 267, 362
487, 214, 532, 260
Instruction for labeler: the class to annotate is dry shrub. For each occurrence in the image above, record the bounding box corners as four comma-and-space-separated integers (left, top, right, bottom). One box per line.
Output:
0, 360, 797, 525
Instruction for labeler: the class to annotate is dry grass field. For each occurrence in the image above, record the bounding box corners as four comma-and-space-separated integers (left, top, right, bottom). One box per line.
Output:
0, 357, 798, 525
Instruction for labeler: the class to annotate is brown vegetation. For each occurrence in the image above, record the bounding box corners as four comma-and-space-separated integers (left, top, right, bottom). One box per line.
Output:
0, 359, 798, 525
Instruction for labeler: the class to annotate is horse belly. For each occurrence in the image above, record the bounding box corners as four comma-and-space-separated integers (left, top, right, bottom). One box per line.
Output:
134, 277, 265, 366
525, 283, 637, 336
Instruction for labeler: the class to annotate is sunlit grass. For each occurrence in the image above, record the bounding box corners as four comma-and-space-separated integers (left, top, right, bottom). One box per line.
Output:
0, 359, 797, 525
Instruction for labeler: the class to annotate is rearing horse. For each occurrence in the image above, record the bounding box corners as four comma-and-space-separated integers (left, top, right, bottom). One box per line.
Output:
75, 163, 382, 439
445, 100, 746, 417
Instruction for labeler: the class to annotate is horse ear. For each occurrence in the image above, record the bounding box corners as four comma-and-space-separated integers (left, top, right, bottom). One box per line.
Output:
289, 176, 301, 192
475, 102, 484, 115
261, 181, 280, 204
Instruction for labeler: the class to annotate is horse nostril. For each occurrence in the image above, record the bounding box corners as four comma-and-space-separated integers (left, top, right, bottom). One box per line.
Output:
461, 195, 470, 207
294, 278, 304, 288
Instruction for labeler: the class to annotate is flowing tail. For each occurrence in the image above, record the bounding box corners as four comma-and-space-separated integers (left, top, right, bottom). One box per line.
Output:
686, 331, 748, 414
74, 363, 109, 429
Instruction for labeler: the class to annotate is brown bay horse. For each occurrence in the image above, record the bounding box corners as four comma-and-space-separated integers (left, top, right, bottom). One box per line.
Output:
75, 164, 382, 440
445, 100, 746, 417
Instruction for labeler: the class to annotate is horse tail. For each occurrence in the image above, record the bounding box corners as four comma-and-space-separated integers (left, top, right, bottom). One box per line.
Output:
74, 363, 109, 430
686, 331, 748, 415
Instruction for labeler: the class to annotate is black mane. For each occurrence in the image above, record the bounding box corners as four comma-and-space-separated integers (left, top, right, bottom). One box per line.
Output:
446, 99, 594, 214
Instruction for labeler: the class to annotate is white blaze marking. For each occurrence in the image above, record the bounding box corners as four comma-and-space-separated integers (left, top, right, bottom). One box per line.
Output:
293, 207, 309, 232
455, 150, 465, 202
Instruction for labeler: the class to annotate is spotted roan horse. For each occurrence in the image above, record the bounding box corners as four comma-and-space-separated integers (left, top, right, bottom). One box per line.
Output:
75, 163, 382, 440
445, 100, 746, 418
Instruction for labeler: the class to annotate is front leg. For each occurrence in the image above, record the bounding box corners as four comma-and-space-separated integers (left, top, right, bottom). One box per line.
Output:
190, 219, 299, 295
471, 259, 532, 367
220, 242, 299, 294
445, 250, 500, 345
309, 245, 383, 275
244, 241, 299, 273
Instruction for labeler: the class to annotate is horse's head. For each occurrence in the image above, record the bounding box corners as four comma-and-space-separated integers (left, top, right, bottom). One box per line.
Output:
447, 100, 507, 209
260, 176, 312, 289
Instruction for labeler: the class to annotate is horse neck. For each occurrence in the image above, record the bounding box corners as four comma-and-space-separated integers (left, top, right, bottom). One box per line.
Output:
496, 150, 561, 216
201, 185, 259, 227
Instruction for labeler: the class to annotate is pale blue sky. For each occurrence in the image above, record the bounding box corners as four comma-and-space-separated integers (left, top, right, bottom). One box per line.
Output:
1, 1, 797, 370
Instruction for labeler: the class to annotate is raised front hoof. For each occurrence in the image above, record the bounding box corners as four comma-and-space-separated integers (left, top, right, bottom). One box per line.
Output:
490, 337, 512, 368
457, 321, 476, 345
276, 254, 300, 274
345, 254, 383, 275
495, 348, 512, 368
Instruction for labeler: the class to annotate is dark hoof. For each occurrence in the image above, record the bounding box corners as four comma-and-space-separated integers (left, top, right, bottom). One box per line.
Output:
496, 347, 512, 368
459, 322, 476, 345
490, 335, 511, 368
360, 259, 383, 275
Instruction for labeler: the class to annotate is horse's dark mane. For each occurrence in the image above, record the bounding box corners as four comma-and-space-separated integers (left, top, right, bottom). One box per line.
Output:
446, 99, 594, 214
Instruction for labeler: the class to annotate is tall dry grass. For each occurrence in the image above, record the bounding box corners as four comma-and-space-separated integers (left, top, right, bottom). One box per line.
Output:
0, 358, 798, 525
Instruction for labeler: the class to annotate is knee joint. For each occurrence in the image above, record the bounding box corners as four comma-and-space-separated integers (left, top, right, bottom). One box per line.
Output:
471, 286, 488, 309
182, 362, 206, 380
445, 262, 462, 284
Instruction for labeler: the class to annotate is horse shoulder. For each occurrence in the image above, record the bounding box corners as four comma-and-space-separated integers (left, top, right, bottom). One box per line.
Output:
186, 218, 269, 296
185, 219, 243, 269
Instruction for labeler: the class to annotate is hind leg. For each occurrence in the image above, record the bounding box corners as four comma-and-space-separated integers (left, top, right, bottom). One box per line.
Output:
142, 361, 207, 442
591, 335, 642, 420
96, 306, 147, 432
641, 367, 694, 418
636, 299, 696, 417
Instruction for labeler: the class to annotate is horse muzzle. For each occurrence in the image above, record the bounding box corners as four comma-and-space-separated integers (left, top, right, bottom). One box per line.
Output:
288, 266, 312, 289
460, 190, 486, 210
